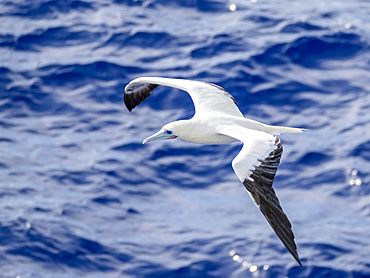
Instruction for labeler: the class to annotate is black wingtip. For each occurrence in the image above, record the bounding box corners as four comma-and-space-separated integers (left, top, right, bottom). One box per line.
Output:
123, 83, 158, 112
294, 253, 303, 268
123, 93, 134, 112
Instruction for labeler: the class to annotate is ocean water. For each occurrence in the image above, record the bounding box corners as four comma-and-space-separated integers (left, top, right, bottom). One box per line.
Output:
1, 0, 370, 277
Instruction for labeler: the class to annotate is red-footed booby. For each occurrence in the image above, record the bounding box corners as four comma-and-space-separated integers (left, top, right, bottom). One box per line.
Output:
124, 77, 305, 267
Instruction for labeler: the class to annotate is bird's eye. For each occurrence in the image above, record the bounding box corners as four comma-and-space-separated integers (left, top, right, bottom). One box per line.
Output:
167, 130, 173, 135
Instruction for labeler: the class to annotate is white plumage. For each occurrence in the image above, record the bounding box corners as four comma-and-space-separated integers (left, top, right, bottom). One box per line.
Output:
124, 77, 305, 267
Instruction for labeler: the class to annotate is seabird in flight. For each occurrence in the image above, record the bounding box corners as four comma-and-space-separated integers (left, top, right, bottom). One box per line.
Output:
124, 77, 304, 267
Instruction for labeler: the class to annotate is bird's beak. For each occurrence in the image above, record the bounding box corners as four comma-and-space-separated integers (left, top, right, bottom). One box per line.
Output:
143, 129, 172, 144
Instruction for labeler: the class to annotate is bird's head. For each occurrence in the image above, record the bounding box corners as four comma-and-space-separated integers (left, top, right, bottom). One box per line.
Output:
142, 121, 184, 144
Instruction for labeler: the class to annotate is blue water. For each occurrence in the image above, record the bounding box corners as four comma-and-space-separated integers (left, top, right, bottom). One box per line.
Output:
1, 0, 370, 277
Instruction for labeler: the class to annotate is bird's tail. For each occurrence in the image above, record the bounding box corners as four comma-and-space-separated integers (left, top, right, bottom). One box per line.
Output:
267, 125, 307, 134
234, 117, 306, 135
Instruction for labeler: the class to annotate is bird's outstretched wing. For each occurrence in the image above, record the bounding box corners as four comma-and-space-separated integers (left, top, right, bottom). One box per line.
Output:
218, 126, 302, 267
124, 77, 243, 117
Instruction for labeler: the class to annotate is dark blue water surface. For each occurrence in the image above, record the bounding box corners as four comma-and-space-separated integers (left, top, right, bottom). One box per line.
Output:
1, 0, 370, 277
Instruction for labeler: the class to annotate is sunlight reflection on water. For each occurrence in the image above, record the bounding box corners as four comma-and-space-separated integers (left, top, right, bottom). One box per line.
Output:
349, 169, 362, 186
229, 250, 269, 274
